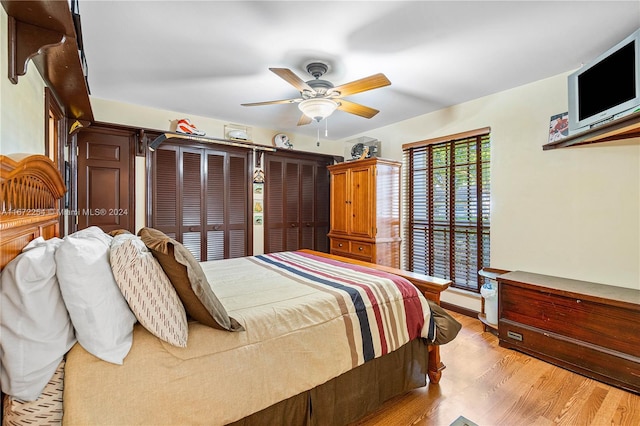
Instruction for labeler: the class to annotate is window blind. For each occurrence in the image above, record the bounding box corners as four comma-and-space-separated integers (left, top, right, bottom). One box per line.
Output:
403, 131, 490, 292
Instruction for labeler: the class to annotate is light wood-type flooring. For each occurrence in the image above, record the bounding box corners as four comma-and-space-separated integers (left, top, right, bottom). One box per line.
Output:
352, 312, 640, 426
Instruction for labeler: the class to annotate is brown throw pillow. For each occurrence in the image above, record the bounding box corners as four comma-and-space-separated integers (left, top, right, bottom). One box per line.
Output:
107, 229, 133, 237
137, 227, 243, 332
426, 300, 462, 345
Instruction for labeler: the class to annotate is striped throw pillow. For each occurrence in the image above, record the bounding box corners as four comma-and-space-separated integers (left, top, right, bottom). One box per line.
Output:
110, 236, 188, 347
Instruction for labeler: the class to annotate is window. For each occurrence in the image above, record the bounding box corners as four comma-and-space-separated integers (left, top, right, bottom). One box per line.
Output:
403, 128, 490, 292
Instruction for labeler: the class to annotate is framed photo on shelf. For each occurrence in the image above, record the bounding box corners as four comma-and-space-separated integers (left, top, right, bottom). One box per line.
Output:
548, 112, 569, 142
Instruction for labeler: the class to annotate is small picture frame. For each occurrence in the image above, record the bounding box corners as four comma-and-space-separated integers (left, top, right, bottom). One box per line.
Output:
548, 112, 569, 142
253, 183, 264, 195
253, 169, 264, 184
254, 214, 263, 225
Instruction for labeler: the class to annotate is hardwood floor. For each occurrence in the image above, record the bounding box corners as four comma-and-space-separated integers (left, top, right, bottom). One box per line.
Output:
352, 312, 640, 426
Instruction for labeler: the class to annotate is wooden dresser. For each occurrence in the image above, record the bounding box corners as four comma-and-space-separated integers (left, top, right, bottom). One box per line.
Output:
327, 158, 401, 268
497, 271, 640, 394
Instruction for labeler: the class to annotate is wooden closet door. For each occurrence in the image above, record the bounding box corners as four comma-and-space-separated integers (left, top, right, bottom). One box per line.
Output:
152, 144, 250, 261
76, 126, 135, 233
285, 160, 301, 250
180, 148, 204, 259
265, 156, 303, 252
216, 152, 249, 259
265, 157, 285, 252
264, 153, 332, 254
153, 145, 179, 239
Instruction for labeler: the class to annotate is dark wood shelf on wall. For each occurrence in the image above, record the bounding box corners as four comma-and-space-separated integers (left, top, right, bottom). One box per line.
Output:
543, 110, 640, 150
2, 0, 93, 122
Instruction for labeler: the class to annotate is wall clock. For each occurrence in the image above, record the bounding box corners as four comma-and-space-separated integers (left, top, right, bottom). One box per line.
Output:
272, 133, 291, 148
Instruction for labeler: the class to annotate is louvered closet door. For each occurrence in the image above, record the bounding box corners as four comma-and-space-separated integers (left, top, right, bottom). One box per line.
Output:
264, 154, 331, 254
285, 161, 301, 250
153, 146, 179, 239
152, 144, 249, 261
265, 157, 285, 252
205, 152, 225, 260
205, 151, 248, 260
181, 148, 204, 259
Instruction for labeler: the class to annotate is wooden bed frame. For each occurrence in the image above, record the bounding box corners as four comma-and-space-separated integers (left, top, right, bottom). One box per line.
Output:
0, 154, 66, 269
0, 153, 451, 422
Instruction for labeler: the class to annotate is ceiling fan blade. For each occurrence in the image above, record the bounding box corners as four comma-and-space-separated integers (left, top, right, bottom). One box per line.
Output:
270, 68, 315, 93
241, 98, 300, 107
329, 73, 391, 97
297, 114, 313, 126
337, 99, 380, 119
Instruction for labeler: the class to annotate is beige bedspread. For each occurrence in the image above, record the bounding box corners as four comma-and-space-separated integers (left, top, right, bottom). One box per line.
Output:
63, 251, 434, 425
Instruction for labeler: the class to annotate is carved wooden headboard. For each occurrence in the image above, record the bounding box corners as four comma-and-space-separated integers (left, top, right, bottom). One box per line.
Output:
0, 154, 66, 270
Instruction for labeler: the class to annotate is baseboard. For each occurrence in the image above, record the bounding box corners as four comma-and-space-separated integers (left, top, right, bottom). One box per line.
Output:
440, 301, 478, 319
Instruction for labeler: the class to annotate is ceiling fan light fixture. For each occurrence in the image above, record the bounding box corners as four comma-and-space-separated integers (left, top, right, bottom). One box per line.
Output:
298, 98, 338, 121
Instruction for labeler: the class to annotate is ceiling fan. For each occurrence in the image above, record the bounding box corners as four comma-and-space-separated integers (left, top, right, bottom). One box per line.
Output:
241, 62, 391, 126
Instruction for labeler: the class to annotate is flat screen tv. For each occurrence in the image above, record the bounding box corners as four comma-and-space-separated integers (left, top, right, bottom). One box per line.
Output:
568, 28, 640, 134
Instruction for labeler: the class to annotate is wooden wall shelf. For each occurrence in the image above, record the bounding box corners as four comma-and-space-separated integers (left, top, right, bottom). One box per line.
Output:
543, 110, 640, 150
2, 0, 93, 121
149, 132, 278, 152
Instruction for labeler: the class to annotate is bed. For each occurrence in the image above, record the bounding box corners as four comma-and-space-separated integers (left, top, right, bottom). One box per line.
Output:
0, 154, 457, 425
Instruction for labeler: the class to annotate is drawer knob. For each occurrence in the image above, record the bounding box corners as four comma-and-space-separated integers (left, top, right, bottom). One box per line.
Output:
338, 243, 343, 247
358, 246, 364, 251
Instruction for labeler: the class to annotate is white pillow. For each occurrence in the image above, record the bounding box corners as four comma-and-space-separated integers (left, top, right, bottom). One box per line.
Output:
110, 235, 188, 347
0, 237, 76, 401
55, 227, 136, 364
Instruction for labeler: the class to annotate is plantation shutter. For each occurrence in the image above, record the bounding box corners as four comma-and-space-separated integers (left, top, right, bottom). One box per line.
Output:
403, 128, 490, 292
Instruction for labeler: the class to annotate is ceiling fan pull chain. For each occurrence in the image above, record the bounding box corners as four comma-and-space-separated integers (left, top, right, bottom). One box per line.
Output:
325, 118, 329, 137
317, 127, 320, 147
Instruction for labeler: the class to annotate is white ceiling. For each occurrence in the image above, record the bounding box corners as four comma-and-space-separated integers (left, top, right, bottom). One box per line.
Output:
79, 1, 640, 140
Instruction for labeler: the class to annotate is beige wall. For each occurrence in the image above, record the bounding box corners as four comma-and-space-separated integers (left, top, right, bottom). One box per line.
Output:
0, 9, 46, 155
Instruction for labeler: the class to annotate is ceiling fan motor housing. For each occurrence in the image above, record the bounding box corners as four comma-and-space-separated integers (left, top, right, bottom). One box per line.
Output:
304, 79, 334, 97
306, 62, 329, 78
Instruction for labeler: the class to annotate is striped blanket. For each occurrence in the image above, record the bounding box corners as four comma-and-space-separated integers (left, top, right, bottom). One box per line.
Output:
251, 251, 436, 365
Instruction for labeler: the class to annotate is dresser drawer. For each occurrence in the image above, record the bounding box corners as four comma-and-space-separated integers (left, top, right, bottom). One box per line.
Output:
500, 282, 639, 355
330, 238, 350, 254
349, 241, 373, 257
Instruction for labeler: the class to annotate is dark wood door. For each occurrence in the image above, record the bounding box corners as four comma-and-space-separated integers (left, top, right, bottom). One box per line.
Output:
76, 126, 135, 232
151, 143, 250, 261
264, 153, 331, 253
